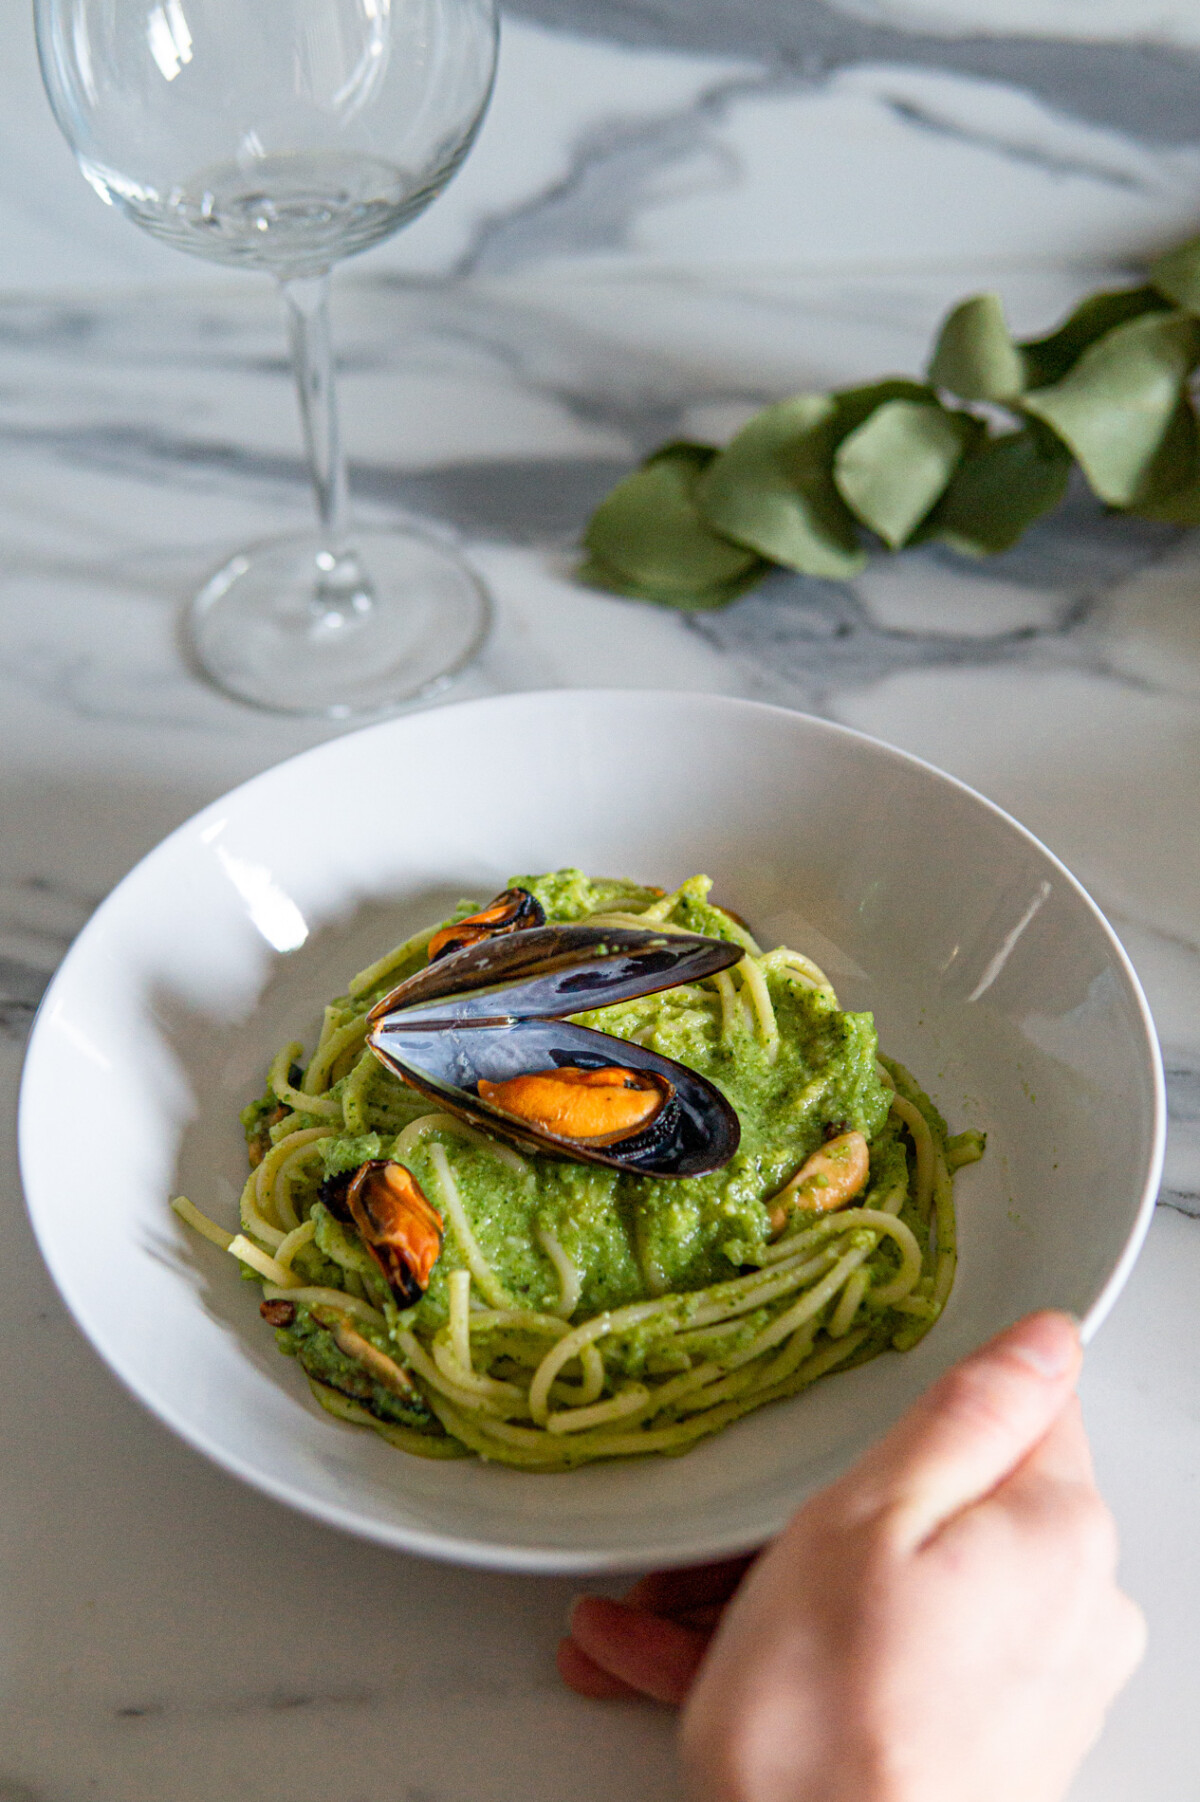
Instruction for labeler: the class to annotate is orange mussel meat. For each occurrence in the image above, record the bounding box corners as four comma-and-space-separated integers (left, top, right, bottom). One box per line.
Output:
476, 1065, 667, 1147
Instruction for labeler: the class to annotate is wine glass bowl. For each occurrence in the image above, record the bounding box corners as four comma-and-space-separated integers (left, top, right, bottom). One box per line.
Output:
36, 0, 499, 714
38, 0, 498, 280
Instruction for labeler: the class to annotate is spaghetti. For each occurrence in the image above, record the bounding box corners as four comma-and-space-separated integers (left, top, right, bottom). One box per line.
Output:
174, 870, 983, 1470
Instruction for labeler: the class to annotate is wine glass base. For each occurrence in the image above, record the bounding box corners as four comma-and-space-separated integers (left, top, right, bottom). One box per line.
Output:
189, 527, 491, 717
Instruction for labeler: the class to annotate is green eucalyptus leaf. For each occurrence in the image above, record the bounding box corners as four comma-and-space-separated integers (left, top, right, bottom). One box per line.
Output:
582, 440, 764, 599
1019, 286, 1169, 389
920, 423, 1072, 555
577, 552, 766, 609
697, 395, 866, 579
1149, 234, 1200, 314
1023, 310, 1200, 506
831, 378, 934, 434
1126, 392, 1200, 507
1133, 480, 1200, 527
928, 293, 1025, 402
1123, 397, 1200, 523
833, 400, 979, 549
1140, 486, 1200, 527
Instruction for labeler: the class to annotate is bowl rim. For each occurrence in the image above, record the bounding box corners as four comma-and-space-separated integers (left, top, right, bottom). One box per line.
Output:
17, 689, 1167, 1571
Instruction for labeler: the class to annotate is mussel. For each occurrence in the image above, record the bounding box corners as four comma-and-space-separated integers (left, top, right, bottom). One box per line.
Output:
366, 921, 743, 1177
321, 1158, 444, 1306
427, 887, 545, 962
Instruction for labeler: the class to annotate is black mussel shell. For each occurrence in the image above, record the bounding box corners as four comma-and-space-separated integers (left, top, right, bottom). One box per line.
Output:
318, 1169, 354, 1220
367, 1016, 741, 1178
368, 924, 742, 1028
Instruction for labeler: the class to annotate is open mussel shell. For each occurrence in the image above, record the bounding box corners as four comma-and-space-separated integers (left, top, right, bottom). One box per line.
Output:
366, 922, 745, 1175
368, 924, 742, 1028
368, 1017, 741, 1178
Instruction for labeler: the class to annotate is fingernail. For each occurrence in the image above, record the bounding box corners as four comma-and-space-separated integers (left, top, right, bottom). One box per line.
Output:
1007, 1311, 1080, 1380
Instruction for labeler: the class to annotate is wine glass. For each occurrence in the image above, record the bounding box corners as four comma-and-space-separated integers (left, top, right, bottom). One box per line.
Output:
35, 0, 499, 716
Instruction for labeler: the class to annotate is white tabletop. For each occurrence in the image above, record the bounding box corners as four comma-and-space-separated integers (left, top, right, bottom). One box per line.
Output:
2, 7, 1199, 1798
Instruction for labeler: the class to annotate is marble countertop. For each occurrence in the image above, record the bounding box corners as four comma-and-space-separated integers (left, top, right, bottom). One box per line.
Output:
3, 5, 1200, 1798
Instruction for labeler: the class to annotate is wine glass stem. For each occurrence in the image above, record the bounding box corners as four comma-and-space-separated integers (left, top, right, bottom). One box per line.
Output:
282, 272, 373, 616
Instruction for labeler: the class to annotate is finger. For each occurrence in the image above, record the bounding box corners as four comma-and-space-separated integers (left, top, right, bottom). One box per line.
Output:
937, 1402, 1115, 1594
568, 1596, 711, 1706
972, 1403, 1120, 1594
624, 1555, 756, 1618
1006, 1396, 1095, 1490
837, 1311, 1082, 1549
556, 1636, 644, 1702
1106, 1589, 1148, 1690
942, 1399, 1096, 1541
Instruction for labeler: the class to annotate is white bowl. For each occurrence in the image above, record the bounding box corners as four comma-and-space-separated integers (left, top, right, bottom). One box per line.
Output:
18, 691, 1164, 1573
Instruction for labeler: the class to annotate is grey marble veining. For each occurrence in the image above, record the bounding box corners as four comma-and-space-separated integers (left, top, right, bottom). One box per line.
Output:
510, 0, 1200, 147
1159, 1060, 1200, 1216
686, 490, 1182, 707
448, 66, 1200, 282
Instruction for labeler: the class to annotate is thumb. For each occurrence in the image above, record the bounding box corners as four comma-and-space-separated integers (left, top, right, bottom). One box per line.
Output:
836, 1310, 1082, 1550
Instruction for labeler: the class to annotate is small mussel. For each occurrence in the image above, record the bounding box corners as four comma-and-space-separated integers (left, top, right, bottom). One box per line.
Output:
326, 1158, 444, 1307
427, 887, 545, 962
367, 922, 743, 1177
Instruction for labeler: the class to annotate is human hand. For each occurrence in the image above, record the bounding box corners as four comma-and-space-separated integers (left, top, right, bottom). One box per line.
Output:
561, 1313, 1146, 1802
